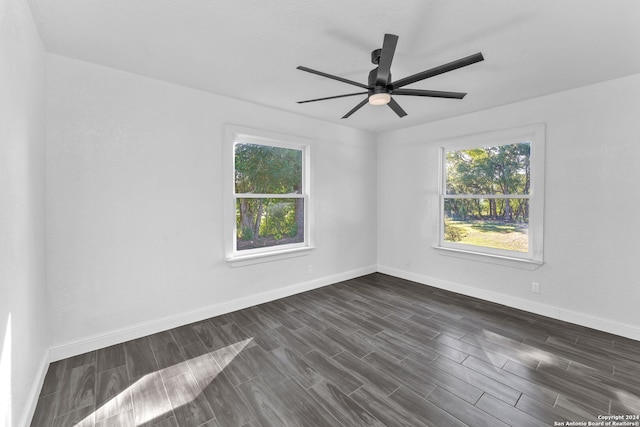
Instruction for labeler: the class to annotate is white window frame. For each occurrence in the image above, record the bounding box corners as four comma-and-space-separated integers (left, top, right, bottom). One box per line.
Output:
223, 124, 313, 266
435, 123, 545, 267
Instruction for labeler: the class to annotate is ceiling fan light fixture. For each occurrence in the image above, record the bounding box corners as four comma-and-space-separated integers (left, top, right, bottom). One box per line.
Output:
368, 92, 391, 105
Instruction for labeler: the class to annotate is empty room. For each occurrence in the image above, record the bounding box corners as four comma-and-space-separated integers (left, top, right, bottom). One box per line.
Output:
3, 0, 640, 426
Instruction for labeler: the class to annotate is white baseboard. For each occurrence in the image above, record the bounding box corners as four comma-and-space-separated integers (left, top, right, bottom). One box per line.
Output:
378, 265, 640, 341
48, 265, 377, 362
19, 349, 50, 427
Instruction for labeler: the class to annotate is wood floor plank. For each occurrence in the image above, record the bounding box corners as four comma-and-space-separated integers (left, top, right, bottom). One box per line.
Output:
200, 418, 221, 427
435, 333, 509, 367
31, 392, 60, 426
427, 355, 521, 406
320, 327, 373, 359
287, 310, 327, 332
191, 320, 228, 351
555, 393, 609, 419
263, 305, 305, 331
611, 389, 640, 414
147, 415, 179, 426
503, 359, 610, 414
346, 329, 405, 361
40, 360, 67, 397
301, 350, 363, 395
515, 393, 587, 424
240, 322, 282, 351
170, 324, 201, 347
245, 305, 280, 329
388, 386, 469, 427
271, 347, 324, 389
235, 376, 299, 426
124, 337, 158, 381
199, 370, 253, 427
335, 310, 384, 335
154, 341, 189, 381
410, 314, 469, 340
95, 365, 133, 422
271, 379, 341, 427
350, 385, 431, 427
181, 341, 225, 383
372, 313, 420, 335
461, 355, 558, 406
164, 371, 216, 427
238, 344, 290, 387
270, 325, 313, 356
316, 310, 359, 334
332, 350, 399, 396
425, 386, 509, 427
307, 381, 385, 427
95, 409, 136, 427
476, 393, 548, 427
146, 330, 177, 351
375, 329, 440, 360
399, 355, 485, 404
97, 344, 126, 373
208, 342, 258, 388
522, 336, 615, 373
362, 351, 437, 399
216, 323, 256, 348
295, 326, 343, 357
52, 404, 95, 427
401, 331, 468, 363
65, 350, 97, 370
56, 363, 96, 417
129, 371, 174, 426
223, 309, 254, 327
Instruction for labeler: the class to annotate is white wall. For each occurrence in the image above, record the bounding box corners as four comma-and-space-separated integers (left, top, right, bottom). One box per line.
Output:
45, 54, 378, 357
0, 0, 48, 425
377, 73, 640, 340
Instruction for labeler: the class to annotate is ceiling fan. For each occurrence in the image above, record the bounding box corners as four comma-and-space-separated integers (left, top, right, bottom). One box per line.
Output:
296, 34, 484, 119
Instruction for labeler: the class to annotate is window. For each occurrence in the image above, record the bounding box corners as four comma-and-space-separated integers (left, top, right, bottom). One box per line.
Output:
437, 124, 545, 265
223, 125, 312, 265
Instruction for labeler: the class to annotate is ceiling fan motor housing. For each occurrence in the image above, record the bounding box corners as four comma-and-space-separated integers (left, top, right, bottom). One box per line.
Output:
368, 68, 391, 95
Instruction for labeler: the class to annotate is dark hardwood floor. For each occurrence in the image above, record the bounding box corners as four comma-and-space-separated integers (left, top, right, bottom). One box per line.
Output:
31, 273, 640, 426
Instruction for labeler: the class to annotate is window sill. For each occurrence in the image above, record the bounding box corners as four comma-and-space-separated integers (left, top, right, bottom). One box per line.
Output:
433, 246, 543, 270
226, 246, 314, 267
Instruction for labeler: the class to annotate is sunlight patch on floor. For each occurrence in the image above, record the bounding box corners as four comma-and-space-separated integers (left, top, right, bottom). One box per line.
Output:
614, 388, 640, 413
479, 329, 561, 367
77, 337, 253, 426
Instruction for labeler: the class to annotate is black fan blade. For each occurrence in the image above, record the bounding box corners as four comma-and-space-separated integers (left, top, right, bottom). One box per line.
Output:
376, 33, 398, 86
393, 89, 466, 99
342, 98, 369, 119
297, 66, 369, 89
297, 92, 368, 104
387, 98, 407, 117
391, 52, 484, 89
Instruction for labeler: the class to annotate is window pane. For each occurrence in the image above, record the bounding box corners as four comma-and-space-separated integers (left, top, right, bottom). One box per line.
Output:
236, 198, 304, 250
446, 142, 530, 195
235, 143, 303, 194
444, 198, 529, 252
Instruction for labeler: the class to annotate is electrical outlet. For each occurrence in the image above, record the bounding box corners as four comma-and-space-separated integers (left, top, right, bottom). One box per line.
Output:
531, 282, 540, 294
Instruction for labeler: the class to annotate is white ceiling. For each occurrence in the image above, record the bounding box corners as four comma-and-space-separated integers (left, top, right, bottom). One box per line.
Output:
28, 0, 640, 133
